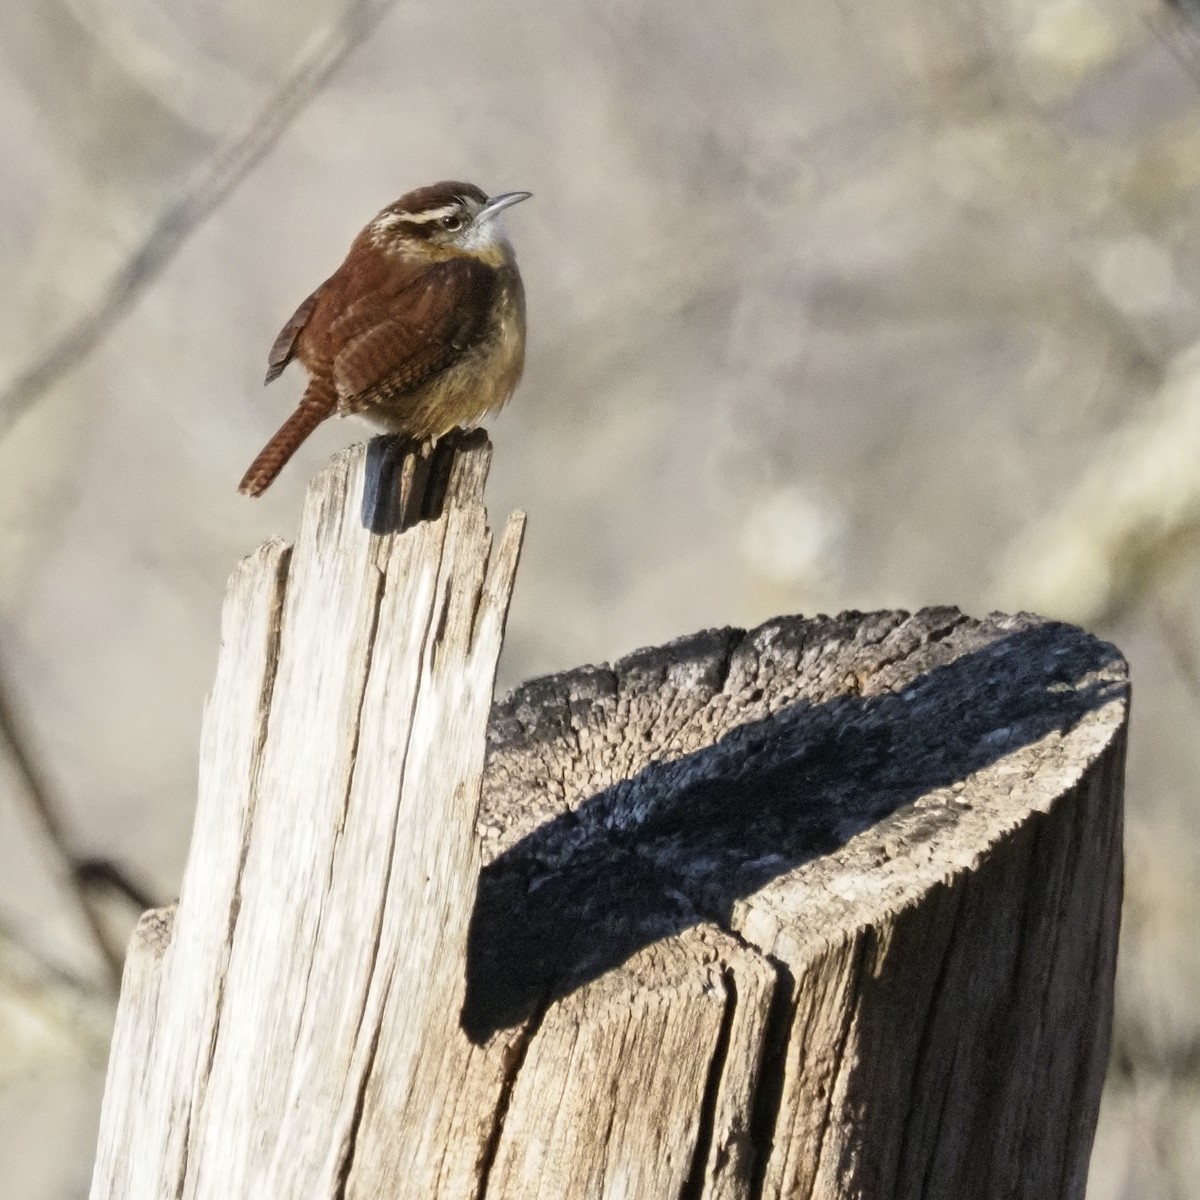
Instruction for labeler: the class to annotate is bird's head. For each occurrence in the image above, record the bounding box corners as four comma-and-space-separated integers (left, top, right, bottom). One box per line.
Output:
367, 181, 531, 265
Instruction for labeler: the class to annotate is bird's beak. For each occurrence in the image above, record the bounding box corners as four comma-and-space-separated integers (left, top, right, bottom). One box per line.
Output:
475, 191, 532, 224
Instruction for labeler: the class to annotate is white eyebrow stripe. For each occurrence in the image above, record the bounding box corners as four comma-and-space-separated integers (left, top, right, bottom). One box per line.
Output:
400, 204, 461, 224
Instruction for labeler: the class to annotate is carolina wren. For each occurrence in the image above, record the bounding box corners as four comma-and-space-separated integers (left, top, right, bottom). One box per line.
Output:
238, 181, 530, 497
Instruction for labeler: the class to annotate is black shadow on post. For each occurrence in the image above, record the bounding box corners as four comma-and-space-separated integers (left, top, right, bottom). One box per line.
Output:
362, 429, 484, 533
462, 626, 1123, 1042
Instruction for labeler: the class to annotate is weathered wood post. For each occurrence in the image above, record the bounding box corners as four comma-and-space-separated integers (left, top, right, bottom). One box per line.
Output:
90, 435, 1127, 1200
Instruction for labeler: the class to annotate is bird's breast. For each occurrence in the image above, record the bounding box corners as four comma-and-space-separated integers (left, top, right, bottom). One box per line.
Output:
365, 266, 526, 439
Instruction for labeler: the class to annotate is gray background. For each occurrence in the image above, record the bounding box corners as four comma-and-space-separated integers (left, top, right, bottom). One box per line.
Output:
1, 0, 1198, 1195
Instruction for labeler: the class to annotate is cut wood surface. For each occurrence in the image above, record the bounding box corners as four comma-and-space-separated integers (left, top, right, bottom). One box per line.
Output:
473, 610, 1125, 1200
90, 434, 1128, 1200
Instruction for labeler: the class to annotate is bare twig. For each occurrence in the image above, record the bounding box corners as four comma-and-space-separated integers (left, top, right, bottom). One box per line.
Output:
0, 0, 400, 439
0, 676, 122, 989
75, 860, 158, 915
0, 923, 118, 1075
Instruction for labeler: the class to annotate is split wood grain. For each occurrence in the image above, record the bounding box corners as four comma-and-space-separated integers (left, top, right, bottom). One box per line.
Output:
90, 432, 524, 1200
91, 435, 1127, 1200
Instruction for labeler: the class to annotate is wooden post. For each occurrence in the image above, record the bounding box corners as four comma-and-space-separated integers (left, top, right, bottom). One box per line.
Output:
90, 438, 1127, 1200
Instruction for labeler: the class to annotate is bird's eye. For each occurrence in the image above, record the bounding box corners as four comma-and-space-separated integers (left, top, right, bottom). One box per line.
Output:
441, 214, 465, 231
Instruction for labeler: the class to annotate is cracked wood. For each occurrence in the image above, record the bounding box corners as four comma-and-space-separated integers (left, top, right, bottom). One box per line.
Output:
90, 436, 1127, 1200
470, 610, 1126, 1199
90, 433, 524, 1199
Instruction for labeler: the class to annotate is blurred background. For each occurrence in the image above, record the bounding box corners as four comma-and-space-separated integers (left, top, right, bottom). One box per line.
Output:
1, 0, 1198, 1194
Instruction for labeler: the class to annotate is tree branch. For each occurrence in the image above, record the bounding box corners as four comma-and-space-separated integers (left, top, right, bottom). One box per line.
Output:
0, 0, 400, 439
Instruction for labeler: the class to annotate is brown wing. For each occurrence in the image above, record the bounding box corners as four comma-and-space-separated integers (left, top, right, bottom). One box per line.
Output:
265, 286, 323, 384
330, 258, 496, 407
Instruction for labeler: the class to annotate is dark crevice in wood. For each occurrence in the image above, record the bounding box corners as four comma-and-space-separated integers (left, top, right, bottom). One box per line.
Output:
745, 955, 795, 1200
252, 545, 292, 768
334, 1015, 384, 1200
1013, 800, 1077, 1183
1024, 742, 1122, 1199
331, 551, 393, 852
1059, 741, 1124, 1196
336, 516, 452, 1194
891, 880, 966, 1197
836, 607, 969, 690
917, 1036, 960, 1200
469, 511, 524, 659
425, 432, 472, 518
468, 547, 494, 655
1057, 782, 1116, 1198
185, 545, 290, 1186
671, 898, 794, 1196
285, 548, 389, 1059
174, 1123, 192, 1200
402, 443, 438, 529
430, 574, 455, 670
708, 627, 740, 698
809, 931, 873, 1193
679, 967, 739, 1200
474, 999, 551, 1200
892, 878, 964, 1195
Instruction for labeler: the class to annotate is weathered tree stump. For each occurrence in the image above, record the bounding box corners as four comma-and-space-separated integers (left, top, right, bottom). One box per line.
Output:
471, 609, 1125, 1200
90, 435, 1127, 1200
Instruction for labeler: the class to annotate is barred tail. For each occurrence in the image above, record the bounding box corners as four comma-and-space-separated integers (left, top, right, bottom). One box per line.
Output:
238, 380, 336, 497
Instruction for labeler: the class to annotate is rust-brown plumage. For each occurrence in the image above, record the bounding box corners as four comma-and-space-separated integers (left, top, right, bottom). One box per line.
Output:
239, 181, 529, 497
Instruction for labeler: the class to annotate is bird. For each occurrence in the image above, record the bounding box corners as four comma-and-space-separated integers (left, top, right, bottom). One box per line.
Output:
238, 181, 530, 497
